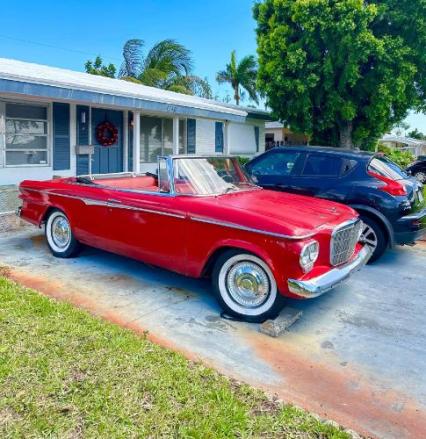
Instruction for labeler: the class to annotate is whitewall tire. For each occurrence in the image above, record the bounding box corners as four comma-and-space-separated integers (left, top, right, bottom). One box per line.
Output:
212, 250, 284, 322
45, 209, 80, 258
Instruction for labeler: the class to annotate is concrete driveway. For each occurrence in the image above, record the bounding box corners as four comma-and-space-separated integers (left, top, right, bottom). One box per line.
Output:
0, 227, 424, 439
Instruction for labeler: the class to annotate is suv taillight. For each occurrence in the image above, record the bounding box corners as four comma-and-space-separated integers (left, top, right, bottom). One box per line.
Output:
368, 171, 407, 196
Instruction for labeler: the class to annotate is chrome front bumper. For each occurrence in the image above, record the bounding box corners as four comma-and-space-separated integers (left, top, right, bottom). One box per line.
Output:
287, 245, 373, 298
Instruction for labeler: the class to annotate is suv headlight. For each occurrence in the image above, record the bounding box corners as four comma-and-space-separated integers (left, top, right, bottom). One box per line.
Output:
300, 240, 319, 273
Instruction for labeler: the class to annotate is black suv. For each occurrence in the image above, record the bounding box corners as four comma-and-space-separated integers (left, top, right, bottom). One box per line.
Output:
246, 146, 426, 262
406, 156, 426, 183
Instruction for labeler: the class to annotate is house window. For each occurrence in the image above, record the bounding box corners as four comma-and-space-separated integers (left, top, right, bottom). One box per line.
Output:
4, 103, 49, 166
140, 116, 186, 163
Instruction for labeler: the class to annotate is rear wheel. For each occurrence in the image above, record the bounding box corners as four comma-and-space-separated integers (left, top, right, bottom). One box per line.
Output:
45, 209, 80, 258
212, 250, 284, 323
359, 215, 387, 263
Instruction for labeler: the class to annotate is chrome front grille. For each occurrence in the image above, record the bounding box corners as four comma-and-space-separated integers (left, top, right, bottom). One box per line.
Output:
330, 220, 362, 266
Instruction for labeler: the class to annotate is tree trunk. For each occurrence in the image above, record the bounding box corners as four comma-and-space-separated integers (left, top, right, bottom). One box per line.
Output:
234, 85, 240, 105
339, 121, 354, 149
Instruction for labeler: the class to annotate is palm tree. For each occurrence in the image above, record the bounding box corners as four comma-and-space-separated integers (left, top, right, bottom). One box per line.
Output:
216, 50, 258, 105
118, 39, 212, 98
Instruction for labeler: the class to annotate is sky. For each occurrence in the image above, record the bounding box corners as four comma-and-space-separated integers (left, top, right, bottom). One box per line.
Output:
0, 0, 425, 133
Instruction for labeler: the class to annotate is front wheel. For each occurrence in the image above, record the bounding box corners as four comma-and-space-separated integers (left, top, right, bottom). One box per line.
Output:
212, 250, 284, 323
45, 209, 81, 258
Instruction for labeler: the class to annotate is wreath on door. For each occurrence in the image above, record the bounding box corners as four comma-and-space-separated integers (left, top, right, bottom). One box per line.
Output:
95, 121, 118, 147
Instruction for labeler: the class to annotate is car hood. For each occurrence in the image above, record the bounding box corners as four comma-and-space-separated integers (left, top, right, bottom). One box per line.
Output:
187, 189, 357, 239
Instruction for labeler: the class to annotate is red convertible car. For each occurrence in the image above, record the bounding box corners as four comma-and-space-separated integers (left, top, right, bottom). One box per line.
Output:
17, 156, 372, 322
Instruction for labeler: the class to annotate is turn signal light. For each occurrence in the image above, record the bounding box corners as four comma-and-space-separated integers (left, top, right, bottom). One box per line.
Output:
368, 171, 407, 196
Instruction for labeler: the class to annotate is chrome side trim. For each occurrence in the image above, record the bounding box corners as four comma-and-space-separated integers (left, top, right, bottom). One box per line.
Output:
288, 244, 372, 298
106, 200, 185, 219
189, 215, 317, 240
22, 188, 185, 219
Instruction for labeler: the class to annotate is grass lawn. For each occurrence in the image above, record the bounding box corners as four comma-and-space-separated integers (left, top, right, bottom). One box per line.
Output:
0, 276, 351, 438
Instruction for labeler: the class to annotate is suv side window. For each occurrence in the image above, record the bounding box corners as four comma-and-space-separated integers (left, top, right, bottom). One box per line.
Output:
302, 154, 343, 177
249, 151, 301, 176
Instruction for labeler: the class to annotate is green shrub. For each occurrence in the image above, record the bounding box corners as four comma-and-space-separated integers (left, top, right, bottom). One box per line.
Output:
238, 156, 251, 166
377, 143, 415, 168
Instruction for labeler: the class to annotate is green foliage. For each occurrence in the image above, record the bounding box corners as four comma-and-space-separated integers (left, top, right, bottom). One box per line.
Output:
377, 144, 415, 168
85, 39, 212, 98
0, 277, 350, 438
84, 56, 116, 78
238, 156, 251, 166
408, 129, 426, 140
254, 0, 426, 149
216, 50, 259, 105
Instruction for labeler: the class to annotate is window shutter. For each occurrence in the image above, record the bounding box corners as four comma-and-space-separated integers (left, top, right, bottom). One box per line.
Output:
187, 119, 196, 154
215, 121, 224, 153
53, 103, 70, 171
254, 126, 260, 152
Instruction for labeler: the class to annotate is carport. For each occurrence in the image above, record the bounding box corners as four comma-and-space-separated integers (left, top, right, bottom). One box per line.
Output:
0, 228, 425, 439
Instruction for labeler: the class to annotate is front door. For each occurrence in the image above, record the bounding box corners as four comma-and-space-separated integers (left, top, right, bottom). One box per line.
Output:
91, 108, 124, 174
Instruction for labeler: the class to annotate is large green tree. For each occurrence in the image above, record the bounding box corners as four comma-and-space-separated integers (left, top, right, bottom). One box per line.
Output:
254, 0, 426, 149
216, 50, 259, 105
85, 39, 212, 99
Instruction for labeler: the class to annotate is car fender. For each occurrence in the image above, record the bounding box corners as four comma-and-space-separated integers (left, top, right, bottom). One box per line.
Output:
349, 204, 395, 247
201, 238, 281, 279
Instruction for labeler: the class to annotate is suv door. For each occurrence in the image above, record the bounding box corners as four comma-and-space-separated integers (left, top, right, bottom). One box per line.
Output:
246, 150, 304, 189
289, 153, 346, 200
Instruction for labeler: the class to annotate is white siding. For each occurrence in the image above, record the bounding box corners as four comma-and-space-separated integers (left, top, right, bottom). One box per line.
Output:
195, 118, 216, 155
0, 167, 76, 186
228, 121, 265, 155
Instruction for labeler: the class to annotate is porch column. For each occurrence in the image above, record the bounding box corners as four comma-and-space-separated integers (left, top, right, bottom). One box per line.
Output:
173, 116, 180, 155
133, 112, 141, 173
123, 110, 129, 172
224, 121, 230, 155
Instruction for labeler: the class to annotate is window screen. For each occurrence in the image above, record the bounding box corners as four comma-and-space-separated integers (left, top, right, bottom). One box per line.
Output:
5, 103, 48, 166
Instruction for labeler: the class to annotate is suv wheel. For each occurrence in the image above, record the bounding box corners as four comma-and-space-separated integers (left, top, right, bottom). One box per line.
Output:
359, 215, 387, 263
414, 171, 426, 183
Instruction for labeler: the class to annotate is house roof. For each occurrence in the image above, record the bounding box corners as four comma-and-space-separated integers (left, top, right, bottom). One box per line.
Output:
0, 57, 271, 122
265, 121, 284, 129
381, 135, 426, 147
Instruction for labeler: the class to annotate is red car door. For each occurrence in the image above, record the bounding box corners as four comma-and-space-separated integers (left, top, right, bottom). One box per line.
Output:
104, 189, 188, 274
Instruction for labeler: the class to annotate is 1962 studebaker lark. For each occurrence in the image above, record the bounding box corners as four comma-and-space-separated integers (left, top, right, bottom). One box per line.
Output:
17, 156, 372, 322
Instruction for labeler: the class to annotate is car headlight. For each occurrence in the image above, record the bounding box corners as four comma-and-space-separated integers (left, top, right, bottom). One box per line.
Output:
300, 240, 319, 273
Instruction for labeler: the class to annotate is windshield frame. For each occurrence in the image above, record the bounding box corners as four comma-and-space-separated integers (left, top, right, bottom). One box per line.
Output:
167, 155, 259, 197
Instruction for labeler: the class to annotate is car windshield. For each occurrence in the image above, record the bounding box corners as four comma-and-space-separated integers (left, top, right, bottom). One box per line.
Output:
173, 157, 258, 195
368, 156, 409, 181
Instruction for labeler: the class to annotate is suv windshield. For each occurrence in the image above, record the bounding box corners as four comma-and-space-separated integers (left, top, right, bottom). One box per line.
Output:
173, 157, 257, 195
368, 156, 409, 181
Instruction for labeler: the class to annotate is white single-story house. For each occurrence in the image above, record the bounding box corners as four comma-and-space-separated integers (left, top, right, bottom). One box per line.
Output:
0, 58, 270, 186
380, 134, 426, 158
264, 121, 308, 150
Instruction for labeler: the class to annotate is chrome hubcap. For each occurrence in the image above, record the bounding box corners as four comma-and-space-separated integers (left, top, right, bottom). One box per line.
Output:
226, 262, 270, 308
52, 216, 71, 249
361, 224, 378, 250
415, 172, 426, 183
